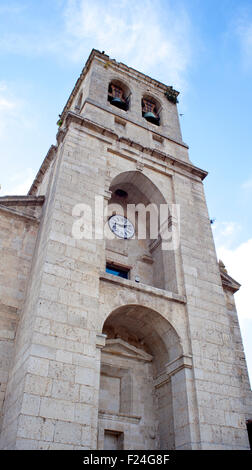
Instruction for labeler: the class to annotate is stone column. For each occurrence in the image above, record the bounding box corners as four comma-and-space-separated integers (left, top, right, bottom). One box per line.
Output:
94, 333, 106, 449
156, 354, 200, 450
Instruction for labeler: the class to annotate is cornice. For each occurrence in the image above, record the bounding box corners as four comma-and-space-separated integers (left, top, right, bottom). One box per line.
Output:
98, 410, 141, 425
100, 272, 186, 304
61, 111, 208, 181
154, 354, 193, 388
219, 260, 241, 293
82, 97, 189, 149
0, 195, 45, 206
220, 271, 241, 293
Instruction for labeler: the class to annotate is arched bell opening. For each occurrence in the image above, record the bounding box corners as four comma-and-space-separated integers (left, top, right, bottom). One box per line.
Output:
105, 170, 178, 292
97, 305, 183, 450
108, 79, 131, 111
142, 95, 161, 126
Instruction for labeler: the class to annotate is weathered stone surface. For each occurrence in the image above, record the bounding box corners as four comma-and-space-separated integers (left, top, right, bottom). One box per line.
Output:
0, 49, 251, 450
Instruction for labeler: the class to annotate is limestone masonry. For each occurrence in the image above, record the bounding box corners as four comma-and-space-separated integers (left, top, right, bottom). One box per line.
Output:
0, 49, 251, 450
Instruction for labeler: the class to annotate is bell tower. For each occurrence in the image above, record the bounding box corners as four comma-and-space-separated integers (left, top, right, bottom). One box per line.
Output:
0, 49, 251, 450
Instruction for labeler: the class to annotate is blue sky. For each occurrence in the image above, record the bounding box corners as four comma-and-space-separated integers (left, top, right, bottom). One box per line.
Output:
0, 0, 251, 384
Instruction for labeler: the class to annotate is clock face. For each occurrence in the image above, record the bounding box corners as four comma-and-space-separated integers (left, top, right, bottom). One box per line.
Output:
108, 215, 135, 239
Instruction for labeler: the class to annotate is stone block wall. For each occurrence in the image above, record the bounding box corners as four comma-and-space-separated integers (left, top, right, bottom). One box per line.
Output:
175, 173, 251, 449
0, 49, 251, 450
0, 207, 40, 429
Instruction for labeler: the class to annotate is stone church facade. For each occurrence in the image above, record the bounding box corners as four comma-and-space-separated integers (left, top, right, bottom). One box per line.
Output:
0, 49, 251, 450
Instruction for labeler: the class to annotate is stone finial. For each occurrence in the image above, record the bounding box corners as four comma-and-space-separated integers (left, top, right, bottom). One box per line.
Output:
219, 259, 227, 273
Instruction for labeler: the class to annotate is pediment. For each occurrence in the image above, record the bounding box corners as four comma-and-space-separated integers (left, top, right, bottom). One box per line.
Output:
220, 271, 241, 293
102, 338, 153, 362
218, 260, 241, 293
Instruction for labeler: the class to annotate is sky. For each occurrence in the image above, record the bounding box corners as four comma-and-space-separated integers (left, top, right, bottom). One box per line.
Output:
0, 0, 251, 384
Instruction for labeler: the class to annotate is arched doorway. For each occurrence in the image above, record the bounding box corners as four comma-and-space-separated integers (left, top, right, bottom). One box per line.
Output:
97, 305, 183, 450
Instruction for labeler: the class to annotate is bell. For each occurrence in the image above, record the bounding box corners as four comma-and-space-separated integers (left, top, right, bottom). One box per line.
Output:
143, 111, 159, 124
111, 97, 125, 109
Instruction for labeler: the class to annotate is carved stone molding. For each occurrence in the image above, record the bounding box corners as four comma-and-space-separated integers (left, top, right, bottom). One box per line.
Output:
98, 410, 141, 424
102, 338, 153, 362
154, 354, 193, 388
136, 160, 144, 171
96, 333, 107, 349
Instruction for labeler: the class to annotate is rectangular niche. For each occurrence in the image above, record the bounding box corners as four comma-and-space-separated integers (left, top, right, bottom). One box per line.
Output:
99, 374, 121, 413
104, 430, 124, 450
99, 364, 132, 416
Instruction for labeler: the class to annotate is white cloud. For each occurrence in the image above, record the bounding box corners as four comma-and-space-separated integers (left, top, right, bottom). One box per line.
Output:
212, 221, 242, 249
1, 168, 35, 196
0, 85, 15, 111
0, 82, 27, 138
0, 82, 18, 135
0, 1, 193, 91
213, 220, 251, 320
242, 176, 252, 190
0, 81, 36, 144
239, 317, 252, 387
63, 0, 192, 89
216, 238, 252, 385
214, 227, 252, 385
217, 239, 252, 321
0, 96, 15, 112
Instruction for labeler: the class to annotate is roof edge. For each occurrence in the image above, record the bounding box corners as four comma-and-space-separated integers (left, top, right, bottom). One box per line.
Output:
0, 195, 45, 206
28, 145, 57, 195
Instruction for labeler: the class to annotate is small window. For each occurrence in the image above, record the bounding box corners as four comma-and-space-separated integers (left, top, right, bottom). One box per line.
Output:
106, 263, 129, 279
142, 97, 160, 126
108, 81, 130, 111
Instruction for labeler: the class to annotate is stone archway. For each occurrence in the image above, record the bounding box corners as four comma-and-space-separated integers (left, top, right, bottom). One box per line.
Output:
106, 170, 179, 293
97, 304, 193, 450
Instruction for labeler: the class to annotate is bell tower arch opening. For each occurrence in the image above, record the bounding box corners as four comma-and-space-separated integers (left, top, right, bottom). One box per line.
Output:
97, 304, 184, 450
142, 94, 161, 126
105, 170, 179, 292
108, 79, 131, 111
